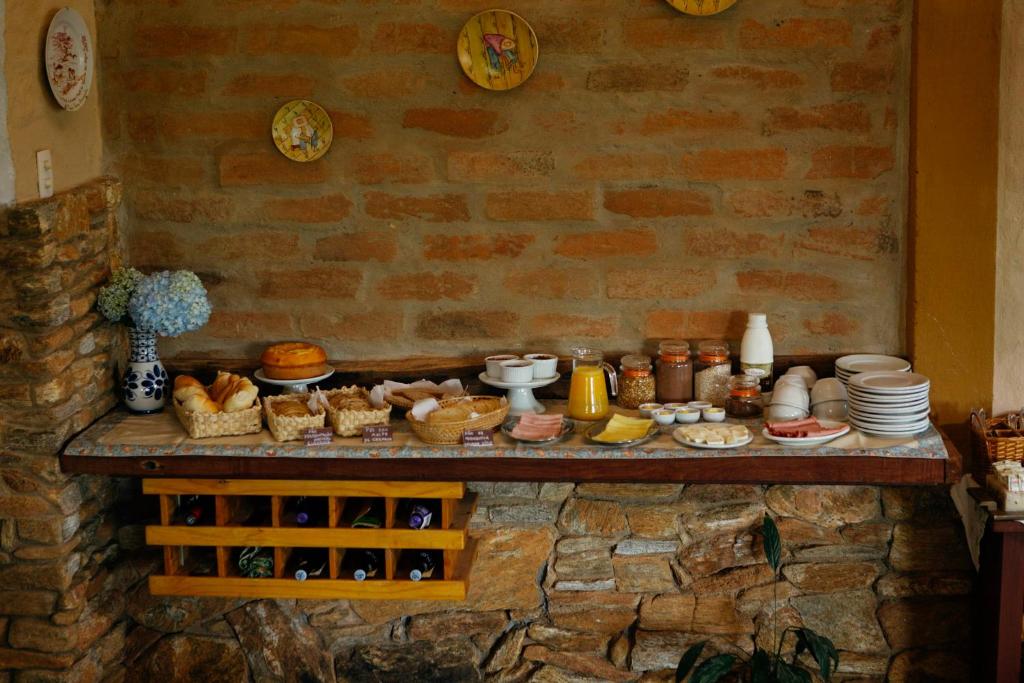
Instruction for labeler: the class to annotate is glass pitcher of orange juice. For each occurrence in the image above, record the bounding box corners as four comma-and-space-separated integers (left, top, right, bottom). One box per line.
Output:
568, 348, 619, 421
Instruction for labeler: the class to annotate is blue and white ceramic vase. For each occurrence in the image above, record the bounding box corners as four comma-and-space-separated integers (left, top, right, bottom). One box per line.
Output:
122, 329, 168, 414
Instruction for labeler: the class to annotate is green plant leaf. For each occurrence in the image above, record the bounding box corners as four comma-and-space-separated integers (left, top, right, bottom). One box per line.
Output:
691, 654, 737, 683
676, 642, 707, 683
750, 648, 773, 683
798, 629, 839, 680
776, 661, 812, 683
763, 513, 781, 572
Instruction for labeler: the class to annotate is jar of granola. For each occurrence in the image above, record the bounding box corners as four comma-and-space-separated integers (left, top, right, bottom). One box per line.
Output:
619, 354, 656, 409
694, 340, 731, 407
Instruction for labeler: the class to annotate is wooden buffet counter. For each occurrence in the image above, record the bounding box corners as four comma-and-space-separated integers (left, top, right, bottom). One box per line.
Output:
61, 403, 960, 485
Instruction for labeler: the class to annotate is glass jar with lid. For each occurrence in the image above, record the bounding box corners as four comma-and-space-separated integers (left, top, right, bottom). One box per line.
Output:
694, 340, 732, 407
618, 354, 656, 409
655, 341, 692, 404
725, 374, 763, 418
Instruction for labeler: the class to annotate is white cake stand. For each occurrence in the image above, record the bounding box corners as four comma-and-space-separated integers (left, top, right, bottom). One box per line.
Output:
254, 368, 335, 394
478, 371, 560, 416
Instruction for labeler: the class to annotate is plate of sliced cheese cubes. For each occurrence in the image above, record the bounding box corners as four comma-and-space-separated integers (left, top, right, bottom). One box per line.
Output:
673, 423, 752, 449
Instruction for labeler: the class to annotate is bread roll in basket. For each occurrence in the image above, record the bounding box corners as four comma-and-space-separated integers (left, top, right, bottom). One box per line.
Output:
322, 386, 391, 437
407, 395, 509, 445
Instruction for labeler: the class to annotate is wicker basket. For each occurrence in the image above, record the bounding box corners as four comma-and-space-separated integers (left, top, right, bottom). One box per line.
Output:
263, 395, 327, 442
173, 399, 262, 439
385, 386, 467, 410
406, 396, 509, 445
974, 414, 1024, 464
323, 386, 392, 437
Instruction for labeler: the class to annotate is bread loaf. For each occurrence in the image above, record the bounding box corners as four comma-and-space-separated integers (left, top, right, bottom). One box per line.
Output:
222, 377, 259, 413
209, 371, 234, 403
183, 393, 221, 414
173, 375, 207, 403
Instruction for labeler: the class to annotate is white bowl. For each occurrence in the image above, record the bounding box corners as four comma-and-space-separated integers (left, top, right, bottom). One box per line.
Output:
639, 403, 662, 418
663, 403, 687, 411
486, 354, 518, 378
810, 377, 847, 405
786, 366, 817, 389
775, 375, 810, 390
687, 401, 713, 411
675, 407, 700, 423
653, 409, 677, 426
772, 382, 810, 410
703, 407, 726, 423
812, 399, 848, 421
500, 359, 534, 383
524, 353, 558, 379
766, 403, 809, 422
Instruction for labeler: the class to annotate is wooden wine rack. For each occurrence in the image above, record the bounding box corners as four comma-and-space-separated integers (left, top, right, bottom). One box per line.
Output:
143, 479, 477, 600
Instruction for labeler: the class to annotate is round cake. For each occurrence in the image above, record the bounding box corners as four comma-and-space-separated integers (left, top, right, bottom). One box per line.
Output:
261, 342, 329, 380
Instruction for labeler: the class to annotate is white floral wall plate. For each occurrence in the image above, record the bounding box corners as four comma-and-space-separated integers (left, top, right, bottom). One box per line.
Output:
665, 0, 738, 15
271, 99, 334, 162
45, 8, 94, 111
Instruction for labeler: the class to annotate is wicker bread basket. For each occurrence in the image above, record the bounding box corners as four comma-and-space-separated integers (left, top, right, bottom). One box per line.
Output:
973, 413, 1024, 464
263, 394, 326, 442
323, 386, 392, 437
173, 399, 262, 439
385, 386, 467, 410
406, 396, 509, 445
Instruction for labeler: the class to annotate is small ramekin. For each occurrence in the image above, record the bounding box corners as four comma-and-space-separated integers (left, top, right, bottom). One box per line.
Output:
653, 409, 677, 426
486, 354, 518, 378
688, 401, 713, 411
500, 359, 534, 383
675, 408, 700, 424
639, 403, 663, 418
703, 407, 726, 422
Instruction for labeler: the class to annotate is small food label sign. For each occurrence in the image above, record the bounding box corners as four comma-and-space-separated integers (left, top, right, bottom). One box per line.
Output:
462, 429, 494, 447
303, 427, 333, 447
362, 425, 393, 443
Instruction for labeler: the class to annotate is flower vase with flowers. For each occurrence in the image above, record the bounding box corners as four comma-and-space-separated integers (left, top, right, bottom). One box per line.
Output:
97, 268, 211, 413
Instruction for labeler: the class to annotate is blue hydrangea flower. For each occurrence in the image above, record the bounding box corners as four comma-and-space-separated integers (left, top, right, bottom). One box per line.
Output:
128, 270, 212, 338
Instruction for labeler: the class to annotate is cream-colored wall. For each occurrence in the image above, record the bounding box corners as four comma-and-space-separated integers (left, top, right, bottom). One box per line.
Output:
5, 0, 101, 203
995, 1, 1024, 414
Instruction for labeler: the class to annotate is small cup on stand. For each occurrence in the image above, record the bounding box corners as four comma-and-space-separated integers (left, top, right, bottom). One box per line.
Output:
524, 353, 558, 379
500, 359, 535, 384
486, 354, 519, 379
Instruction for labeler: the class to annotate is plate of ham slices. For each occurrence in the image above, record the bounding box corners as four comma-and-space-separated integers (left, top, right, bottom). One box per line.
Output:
502, 414, 574, 444
762, 417, 850, 446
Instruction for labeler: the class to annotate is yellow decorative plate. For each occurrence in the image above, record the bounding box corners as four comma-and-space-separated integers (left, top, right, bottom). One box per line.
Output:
271, 99, 333, 162
457, 10, 538, 91
665, 0, 737, 15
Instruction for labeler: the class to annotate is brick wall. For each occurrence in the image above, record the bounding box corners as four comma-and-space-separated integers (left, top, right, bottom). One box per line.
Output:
0, 179, 129, 681
98, 0, 909, 361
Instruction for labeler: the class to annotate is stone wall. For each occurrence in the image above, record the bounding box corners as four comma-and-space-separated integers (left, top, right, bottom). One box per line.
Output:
117, 482, 971, 682
97, 0, 910, 360
0, 178, 128, 681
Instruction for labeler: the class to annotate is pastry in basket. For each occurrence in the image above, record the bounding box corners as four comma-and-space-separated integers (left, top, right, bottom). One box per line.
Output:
425, 397, 503, 424
261, 342, 329, 380
329, 394, 372, 411
272, 399, 312, 418
173, 373, 258, 414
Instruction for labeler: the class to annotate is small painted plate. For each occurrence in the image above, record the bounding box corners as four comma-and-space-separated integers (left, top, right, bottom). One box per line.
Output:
457, 10, 538, 91
271, 100, 333, 162
501, 415, 574, 444
584, 420, 659, 447
45, 8, 94, 111
665, 0, 738, 16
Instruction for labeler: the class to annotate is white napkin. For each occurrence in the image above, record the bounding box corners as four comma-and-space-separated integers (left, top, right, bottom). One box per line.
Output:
410, 398, 440, 422
373, 379, 465, 403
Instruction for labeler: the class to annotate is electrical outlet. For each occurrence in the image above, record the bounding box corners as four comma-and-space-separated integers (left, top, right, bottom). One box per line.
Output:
36, 150, 54, 199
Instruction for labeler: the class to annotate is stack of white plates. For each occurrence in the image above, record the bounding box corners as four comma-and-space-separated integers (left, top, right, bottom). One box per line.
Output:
847, 371, 931, 437
835, 354, 911, 385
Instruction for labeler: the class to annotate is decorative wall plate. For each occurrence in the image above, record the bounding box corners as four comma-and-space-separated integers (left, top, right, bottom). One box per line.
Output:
457, 10, 538, 91
271, 100, 333, 162
665, 0, 738, 15
45, 8, 93, 111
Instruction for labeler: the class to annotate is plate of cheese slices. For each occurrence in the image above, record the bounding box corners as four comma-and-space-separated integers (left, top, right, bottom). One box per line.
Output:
673, 423, 752, 449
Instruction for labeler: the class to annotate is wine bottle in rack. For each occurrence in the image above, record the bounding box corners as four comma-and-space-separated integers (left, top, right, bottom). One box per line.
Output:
178, 495, 208, 526
409, 551, 436, 582
408, 504, 433, 530
351, 502, 382, 528
293, 553, 328, 581
352, 550, 380, 581
238, 547, 274, 578
284, 497, 320, 526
